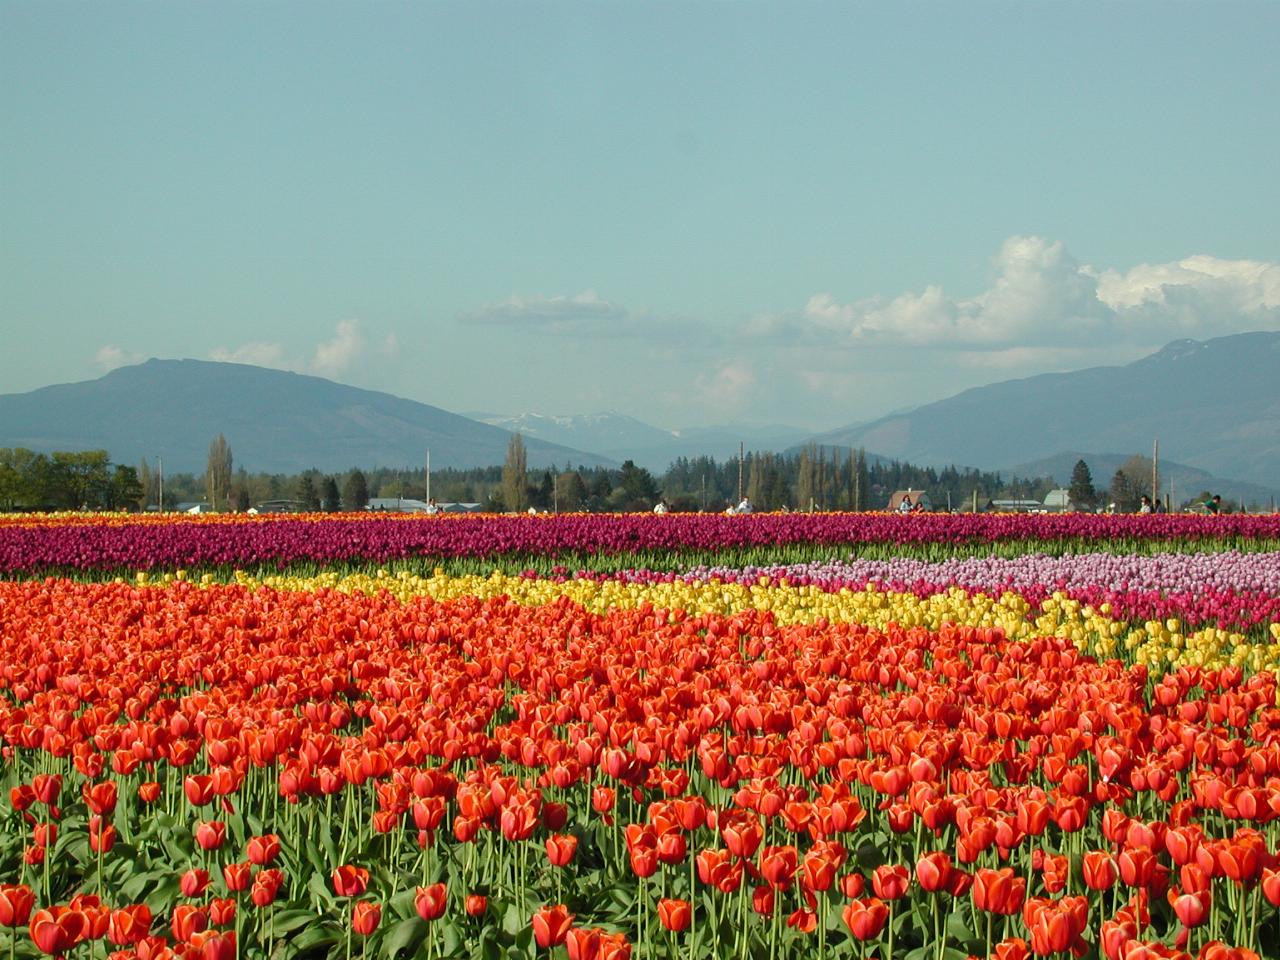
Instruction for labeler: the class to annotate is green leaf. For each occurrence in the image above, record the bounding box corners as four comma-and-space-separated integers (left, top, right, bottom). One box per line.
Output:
142, 875, 180, 916
945, 908, 976, 945
438, 919, 463, 956
514, 926, 534, 952
307, 867, 338, 912
501, 901, 524, 936
382, 916, 429, 958
270, 908, 319, 936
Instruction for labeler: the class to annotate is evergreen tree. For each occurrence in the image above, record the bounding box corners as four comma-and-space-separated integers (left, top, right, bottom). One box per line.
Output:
342, 470, 370, 511
1068, 459, 1096, 510
321, 476, 342, 512
618, 460, 659, 509
296, 473, 320, 511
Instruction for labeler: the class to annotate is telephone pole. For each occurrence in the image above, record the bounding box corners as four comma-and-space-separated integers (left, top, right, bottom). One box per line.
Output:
737, 442, 744, 504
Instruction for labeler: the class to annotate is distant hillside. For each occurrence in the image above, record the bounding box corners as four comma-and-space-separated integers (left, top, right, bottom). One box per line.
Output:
474, 412, 809, 472
813, 332, 1280, 488
0, 359, 611, 473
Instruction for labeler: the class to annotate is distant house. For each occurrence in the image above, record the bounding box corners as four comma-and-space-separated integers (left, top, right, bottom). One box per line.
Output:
1043, 489, 1073, 512
440, 502, 483, 514
367, 497, 433, 513
254, 499, 306, 514
985, 499, 1044, 514
175, 502, 214, 514
888, 489, 933, 512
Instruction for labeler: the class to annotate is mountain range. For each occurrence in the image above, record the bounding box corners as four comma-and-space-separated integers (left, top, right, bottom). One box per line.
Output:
470, 412, 808, 472
813, 332, 1280, 490
0, 359, 611, 474
1, 332, 1277, 495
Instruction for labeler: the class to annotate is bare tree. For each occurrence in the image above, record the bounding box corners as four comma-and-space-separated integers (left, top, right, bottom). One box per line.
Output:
502, 433, 528, 513
206, 434, 233, 511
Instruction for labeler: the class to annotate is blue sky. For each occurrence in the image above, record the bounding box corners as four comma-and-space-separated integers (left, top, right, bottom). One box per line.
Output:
3, 2, 1278, 431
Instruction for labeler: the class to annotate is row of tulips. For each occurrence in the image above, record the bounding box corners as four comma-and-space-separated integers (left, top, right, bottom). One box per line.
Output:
2, 512, 1279, 574
2, 573, 1280, 958
204, 566, 1280, 674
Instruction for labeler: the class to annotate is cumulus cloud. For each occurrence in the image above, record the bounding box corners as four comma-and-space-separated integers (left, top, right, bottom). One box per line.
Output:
93, 345, 144, 371
311, 320, 364, 375
751, 237, 1280, 351
208, 341, 288, 368
206, 321, 369, 377
693, 361, 756, 412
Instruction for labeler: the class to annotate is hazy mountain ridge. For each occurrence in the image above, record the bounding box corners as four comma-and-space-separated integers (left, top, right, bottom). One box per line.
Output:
474, 412, 809, 472
811, 332, 1280, 489
0, 359, 612, 474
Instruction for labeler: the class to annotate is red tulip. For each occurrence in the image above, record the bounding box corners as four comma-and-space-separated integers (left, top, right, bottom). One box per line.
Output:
1172, 890, 1209, 928
842, 898, 889, 940
1083, 851, 1117, 891
465, 894, 488, 917
872, 864, 910, 900
29, 907, 89, 955
657, 898, 691, 932
246, 834, 281, 866
331, 865, 370, 898
564, 927, 600, 960
352, 901, 381, 936
171, 903, 208, 942
222, 862, 251, 892
250, 869, 283, 908
138, 782, 161, 804
994, 938, 1031, 960
546, 833, 578, 867
32, 774, 62, 806
415, 883, 448, 922
107, 904, 152, 946
760, 845, 799, 889
9, 785, 36, 813
83, 781, 118, 816
184, 775, 216, 807
181, 869, 211, 898
0, 884, 34, 928
198, 930, 237, 960
721, 814, 763, 859
532, 904, 572, 948
209, 898, 236, 926
972, 867, 1026, 916
916, 851, 954, 893
89, 818, 117, 854
195, 821, 227, 851
1262, 867, 1280, 907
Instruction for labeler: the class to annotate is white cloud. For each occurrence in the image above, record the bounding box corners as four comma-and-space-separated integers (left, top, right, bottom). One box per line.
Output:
93, 345, 143, 370
461, 290, 630, 332
752, 237, 1280, 350
208, 341, 287, 368
693, 361, 756, 412
205, 321, 369, 377
311, 320, 364, 375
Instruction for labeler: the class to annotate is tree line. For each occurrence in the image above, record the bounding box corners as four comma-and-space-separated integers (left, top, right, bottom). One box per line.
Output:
5, 432, 1249, 514
1, 434, 1072, 514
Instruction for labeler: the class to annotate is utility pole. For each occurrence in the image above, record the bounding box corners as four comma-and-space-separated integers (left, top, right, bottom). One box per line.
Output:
158, 457, 164, 513
426, 449, 431, 503
1152, 438, 1159, 504
737, 442, 744, 504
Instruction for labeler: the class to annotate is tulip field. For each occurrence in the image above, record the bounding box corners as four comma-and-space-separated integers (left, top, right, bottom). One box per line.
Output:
2, 513, 1280, 960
